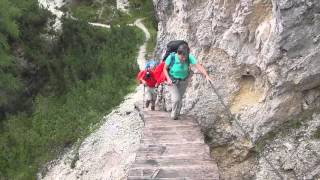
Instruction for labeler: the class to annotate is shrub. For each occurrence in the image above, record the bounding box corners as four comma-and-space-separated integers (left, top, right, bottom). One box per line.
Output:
0, 13, 143, 180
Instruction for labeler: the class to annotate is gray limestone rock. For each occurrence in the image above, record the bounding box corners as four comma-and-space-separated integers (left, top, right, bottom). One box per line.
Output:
153, 0, 320, 178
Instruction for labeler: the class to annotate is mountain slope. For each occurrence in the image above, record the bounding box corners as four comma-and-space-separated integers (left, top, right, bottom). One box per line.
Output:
41, 18, 149, 179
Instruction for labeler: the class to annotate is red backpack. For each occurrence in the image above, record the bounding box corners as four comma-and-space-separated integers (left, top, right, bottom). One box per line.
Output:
136, 70, 157, 87
136, 63, 167, 87
152, 61, 167, 86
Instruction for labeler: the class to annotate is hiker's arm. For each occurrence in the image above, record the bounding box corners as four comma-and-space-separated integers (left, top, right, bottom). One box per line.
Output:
163, 64, 173, 85
140, 79, 147, 85
139, 77, 147, 85
195, 64, 213, 82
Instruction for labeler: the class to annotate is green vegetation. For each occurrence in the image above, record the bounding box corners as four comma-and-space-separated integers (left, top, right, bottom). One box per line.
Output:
144, 17, 158, 57
70, 0, 157, 57
0, 0, 25, 112
129, 0, 158, 57
70, 0, 133, 25
255, 131, 277, 153
0, 0, 55, 119
0, 0, 145, 178
71, 3, 99, 22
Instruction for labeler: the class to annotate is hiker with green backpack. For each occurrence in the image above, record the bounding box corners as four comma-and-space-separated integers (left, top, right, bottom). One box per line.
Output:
163, 42, 212, 120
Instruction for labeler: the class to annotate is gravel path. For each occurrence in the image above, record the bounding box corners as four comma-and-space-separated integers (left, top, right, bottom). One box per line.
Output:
41, 18, 149, 180
134, 18, 151, 70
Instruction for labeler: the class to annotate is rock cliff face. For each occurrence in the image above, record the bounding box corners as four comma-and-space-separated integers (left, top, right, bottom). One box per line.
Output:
153, 0, 320, 179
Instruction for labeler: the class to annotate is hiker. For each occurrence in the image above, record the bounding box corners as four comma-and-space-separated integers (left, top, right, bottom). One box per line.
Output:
163, 43, 212, 120
138, 60, 158, 110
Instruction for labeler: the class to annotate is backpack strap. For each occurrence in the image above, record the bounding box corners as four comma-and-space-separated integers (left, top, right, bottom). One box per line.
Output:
168, 52, 176, 70
168, 53, 191, 81
168, 52, 191, 69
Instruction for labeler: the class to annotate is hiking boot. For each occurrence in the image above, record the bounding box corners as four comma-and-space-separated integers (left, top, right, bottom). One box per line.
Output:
151, 105, 155, 111
171, 116, 179, 120
145, 100, 150, 108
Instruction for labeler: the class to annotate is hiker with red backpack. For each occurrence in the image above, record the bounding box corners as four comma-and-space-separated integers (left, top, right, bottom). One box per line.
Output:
162, 41, 213, 120
137, 60, 158, 110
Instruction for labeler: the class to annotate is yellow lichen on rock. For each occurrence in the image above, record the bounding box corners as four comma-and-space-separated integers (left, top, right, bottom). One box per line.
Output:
230, 75, 264, 113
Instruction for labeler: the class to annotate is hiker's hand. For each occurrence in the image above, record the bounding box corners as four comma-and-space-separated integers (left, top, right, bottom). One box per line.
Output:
141, 80, 147, 85
167, 78, 173, 85
206, 76, 213, 84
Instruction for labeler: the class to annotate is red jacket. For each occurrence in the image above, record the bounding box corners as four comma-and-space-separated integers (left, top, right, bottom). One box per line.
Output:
137, 70, 157, 88
152, 61, 167, 86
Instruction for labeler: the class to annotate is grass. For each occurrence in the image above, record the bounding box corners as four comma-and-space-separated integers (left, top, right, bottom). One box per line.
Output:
70, 4, 98, 22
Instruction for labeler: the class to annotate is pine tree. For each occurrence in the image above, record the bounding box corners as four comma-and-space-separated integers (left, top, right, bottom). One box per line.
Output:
0, 0, 21, 107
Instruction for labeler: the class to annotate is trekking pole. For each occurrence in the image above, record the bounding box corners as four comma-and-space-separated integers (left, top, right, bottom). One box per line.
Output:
143, 84, 145, 109
160, 84, 166, 111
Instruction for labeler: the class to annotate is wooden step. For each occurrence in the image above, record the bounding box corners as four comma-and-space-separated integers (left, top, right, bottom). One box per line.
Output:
132, 158, 215, 168
135, 153, 211, 161
127, 111, 219, 179
137, 143, 210, 155
140, 137, 204, 145
144, 125, 200, 132
142, 128, 202, 138
128, 166, 219, 179
145, 121, 199, 128
141, 134, 205, 143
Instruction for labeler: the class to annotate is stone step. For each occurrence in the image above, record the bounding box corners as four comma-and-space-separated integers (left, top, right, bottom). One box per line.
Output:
127, 166, 219, 179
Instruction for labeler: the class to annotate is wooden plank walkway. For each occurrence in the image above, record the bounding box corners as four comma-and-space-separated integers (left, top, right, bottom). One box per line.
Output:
127, 110, 219, 180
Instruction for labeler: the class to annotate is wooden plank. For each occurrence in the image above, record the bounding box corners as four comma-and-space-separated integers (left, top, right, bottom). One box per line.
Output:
127, 110, 219, 179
